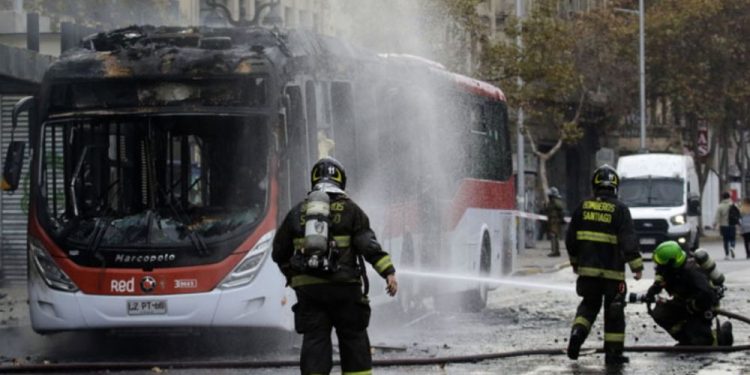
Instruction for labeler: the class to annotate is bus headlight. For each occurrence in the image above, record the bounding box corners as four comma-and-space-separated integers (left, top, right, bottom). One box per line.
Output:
29, 238, 79, 292
670, 214, 686, 225
220, 231, 274, 289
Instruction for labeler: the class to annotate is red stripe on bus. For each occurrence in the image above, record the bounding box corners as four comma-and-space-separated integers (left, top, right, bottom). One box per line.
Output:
381, 177, 516, 239
449, 178, 516, 228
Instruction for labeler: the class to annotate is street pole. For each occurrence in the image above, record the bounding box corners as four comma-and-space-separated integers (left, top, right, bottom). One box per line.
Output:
638, 0, 646, 152
516, 0, 525, 253
615, 3, 647, 152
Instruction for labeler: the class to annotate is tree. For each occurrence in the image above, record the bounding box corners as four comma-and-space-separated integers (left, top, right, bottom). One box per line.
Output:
480, 1, 585, 203
645, 0, 750, 198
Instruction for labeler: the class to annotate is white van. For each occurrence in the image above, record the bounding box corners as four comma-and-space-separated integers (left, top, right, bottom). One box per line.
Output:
616, 154, 701, 252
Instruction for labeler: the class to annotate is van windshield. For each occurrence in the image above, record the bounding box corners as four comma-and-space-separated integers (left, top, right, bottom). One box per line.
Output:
619, 178, 684, 207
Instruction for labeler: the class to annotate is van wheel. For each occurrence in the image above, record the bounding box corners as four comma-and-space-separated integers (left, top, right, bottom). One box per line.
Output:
463, 233, 491, 312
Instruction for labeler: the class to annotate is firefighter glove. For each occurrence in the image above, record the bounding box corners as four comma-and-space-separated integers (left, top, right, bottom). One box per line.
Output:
714, 285, 726, 300
645, 284, 661, 303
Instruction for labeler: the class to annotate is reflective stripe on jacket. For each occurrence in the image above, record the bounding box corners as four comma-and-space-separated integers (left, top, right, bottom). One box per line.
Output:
565, 191, 643, 281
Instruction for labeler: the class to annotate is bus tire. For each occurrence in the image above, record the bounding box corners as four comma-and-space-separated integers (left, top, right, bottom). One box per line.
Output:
462, 233, 491, 312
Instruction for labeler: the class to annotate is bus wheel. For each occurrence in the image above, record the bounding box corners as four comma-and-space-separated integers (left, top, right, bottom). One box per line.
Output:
398, 233, 422, 315
463, 233, 491, 312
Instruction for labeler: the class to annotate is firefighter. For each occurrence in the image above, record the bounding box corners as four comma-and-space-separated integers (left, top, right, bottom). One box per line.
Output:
645, 240, 733, 346
565, 164, 643, 365
545, 186, 565, 257
272, 157, 398, 375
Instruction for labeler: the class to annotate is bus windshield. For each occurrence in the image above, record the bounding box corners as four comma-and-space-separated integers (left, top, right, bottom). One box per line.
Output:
619, 177, 684, 207
39, 115, 269, 249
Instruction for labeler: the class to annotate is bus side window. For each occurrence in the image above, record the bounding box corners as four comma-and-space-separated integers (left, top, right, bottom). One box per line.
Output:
285, 86, 308, 204
494, 102, 512, 181
466, 99, 511, 182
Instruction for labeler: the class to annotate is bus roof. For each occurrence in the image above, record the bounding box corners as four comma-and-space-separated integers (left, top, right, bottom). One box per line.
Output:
44, 25, 378, 82
44, 25, 505, 103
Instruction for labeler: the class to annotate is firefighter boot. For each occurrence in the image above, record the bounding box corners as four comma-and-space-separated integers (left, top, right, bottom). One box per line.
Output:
718, 321, 734, 346
604, 342, 629, 365
567, 325, 587, 360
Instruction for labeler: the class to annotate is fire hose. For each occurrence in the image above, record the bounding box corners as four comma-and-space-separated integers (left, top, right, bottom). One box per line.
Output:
4, 293, 750, 373
2, 343, 750, 373
3, 308, 750, 374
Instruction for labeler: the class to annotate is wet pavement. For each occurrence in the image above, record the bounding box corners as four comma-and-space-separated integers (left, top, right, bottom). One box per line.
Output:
2, 235, 750, 374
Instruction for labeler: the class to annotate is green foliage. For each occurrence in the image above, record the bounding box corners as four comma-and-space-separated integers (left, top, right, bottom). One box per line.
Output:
480, 0, 584, 144
479, 0, 750, 156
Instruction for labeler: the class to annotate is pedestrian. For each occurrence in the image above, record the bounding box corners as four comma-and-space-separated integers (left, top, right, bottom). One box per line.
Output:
565, 164, 643, 366
740, 197, 750, 259
644, 241, 732, 346
545, 187, 565, 257
714, 191, 737, 260
272, 157, 398, 375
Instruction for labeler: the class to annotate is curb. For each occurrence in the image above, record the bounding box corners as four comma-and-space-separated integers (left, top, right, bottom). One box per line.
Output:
512, 261, 570, 276
511, 266, 543, 276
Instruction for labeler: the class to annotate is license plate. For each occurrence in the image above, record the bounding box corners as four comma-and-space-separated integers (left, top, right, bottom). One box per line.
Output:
639, 237, 656, 245
127, 300, 167, 316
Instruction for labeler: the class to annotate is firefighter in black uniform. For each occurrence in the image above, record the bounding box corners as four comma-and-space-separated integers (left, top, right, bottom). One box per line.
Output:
272, 157, 398, 375
645, 240, 733, 346
565, 164, 643, 365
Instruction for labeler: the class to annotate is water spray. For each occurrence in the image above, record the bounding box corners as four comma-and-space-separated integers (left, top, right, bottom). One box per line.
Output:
398, 269, 575, 293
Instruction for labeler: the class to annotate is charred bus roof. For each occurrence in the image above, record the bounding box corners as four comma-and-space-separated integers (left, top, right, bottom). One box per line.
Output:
44, 25, 377, 82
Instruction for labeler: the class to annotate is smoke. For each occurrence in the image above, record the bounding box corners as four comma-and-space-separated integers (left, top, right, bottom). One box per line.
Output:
328, 0, 466, 65
322, 1, 507, 320
328, 0, 434, 58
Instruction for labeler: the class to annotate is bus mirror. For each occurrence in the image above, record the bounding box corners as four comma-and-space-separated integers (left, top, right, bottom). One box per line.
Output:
11, 96, 34, 131
2, 96, 34, 192
2, 141, 26, 192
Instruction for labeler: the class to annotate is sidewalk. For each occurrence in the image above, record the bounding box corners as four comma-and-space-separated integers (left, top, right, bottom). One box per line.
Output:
513, 239, 570, 276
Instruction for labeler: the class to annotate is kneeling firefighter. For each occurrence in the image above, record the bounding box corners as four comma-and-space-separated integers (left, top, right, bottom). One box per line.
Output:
272, 157, 398, 375
637, 241, 732, 346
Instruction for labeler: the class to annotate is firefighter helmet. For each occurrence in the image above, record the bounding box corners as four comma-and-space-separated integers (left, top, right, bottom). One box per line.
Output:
548, 187, 561, 198
591, 164, 619, 192
653, 240, 687, 268
311, 157, 347, 190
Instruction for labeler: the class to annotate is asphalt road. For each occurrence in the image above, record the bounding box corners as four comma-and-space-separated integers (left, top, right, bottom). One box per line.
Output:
2, 239, 750, 374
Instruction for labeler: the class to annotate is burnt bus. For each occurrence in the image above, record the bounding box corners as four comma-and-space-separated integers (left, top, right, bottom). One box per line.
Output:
4, 25, 514, 333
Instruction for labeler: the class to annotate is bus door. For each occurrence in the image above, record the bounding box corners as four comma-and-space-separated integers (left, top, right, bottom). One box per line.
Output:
283, 86, 309, 206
